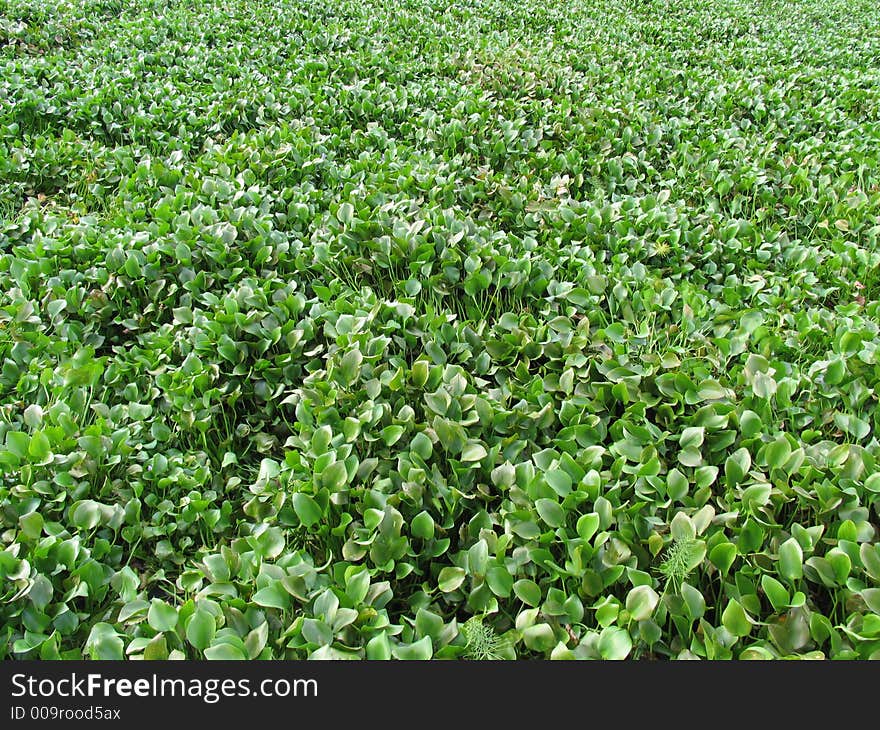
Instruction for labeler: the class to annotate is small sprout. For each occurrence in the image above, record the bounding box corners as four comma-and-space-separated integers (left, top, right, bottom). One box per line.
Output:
659, 537, 703, 592
651, 242, 671, 257
461, 617, 507, 661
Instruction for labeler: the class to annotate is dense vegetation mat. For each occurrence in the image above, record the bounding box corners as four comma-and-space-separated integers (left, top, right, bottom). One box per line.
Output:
2, 0, 880, 660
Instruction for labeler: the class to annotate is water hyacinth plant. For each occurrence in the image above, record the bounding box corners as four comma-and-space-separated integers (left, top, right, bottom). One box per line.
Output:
1, 0, 879, 661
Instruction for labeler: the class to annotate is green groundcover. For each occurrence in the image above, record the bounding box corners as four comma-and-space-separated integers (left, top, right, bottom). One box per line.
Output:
1, 0, 879, 660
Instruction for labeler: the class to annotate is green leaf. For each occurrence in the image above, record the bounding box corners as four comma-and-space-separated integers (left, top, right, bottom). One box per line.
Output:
761, 575, 790, 613
124, 252, 142, 278
345, 568, 370, 604
576, 513, 600, 542
202, 554, 230, 583
366, 633, 392, 660
752, 370, 777, 399
677, 448, 702, 467
392, 636, 433, 660
679, 426, 705, 449
666, 468, 689, 501
410, 360, 430, 388
144, 634, 169, 660
252, 582, 291, 610
292, 493, 322, 527
486, 566, 514, 597
535, 498, 565, 528
491, 462, 516, 488
670, 511, 695, 541
626, 585, 659, 621
302, 619, 332, 646
513, 579, 542, 607
321, 460, 349, 491
186, 610, 215, 651
339, 348, 363, 384
19, 511, 43, 540
28, 430, 52, 461
147, 599, 179, 632
763, 436, 792, 469
468, 540, 489, 575
725, 448, 751, 485
806, 556, 837, 587
411, 511, 435, 540
680, 582, 705, 621
86, 623, 124, 660
722, 599, 752, 637
739, 410, 763, 438
415, 608, 444, 641
245, 622, 269, 659
410, 432, 433, 461
742, 483, 771, 512
438, 567, 466, 593
859, 588, 880, 614
380, 425, 405, 447
709, 542, 737, 574
23, 404, 43, 429
779, 538, 804, 581
597, 627, 632, 660
28, 575, 53, 609
5, 431, 30, 459
522, 624, 556, 653
204, 643, 246, 660
119, 599, 150, 623
861, 543, 880, 581
834, 412, 870, 440
461, 442, 487, 462
545, 469, 573, 496
336, 202, 355, 224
